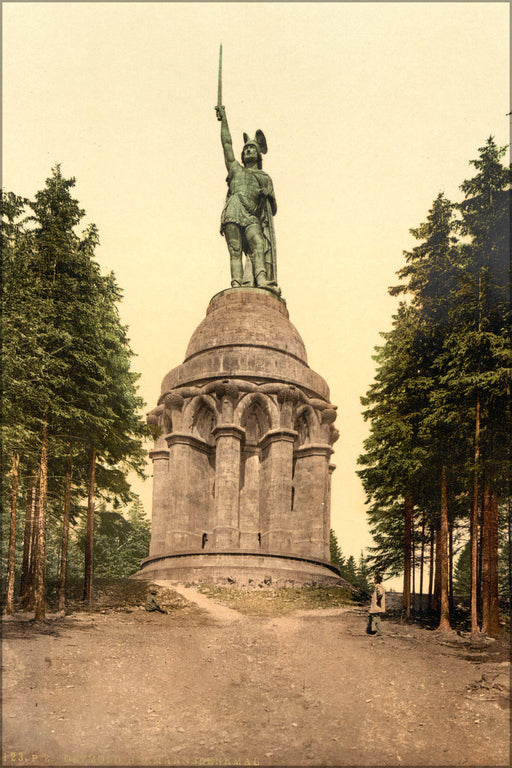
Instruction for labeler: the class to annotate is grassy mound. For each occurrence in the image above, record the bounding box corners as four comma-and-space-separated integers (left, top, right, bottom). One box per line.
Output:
196, 584, 355, 616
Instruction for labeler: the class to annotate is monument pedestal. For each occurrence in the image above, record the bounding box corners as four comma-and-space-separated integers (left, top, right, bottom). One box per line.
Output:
135, 288, 340, 587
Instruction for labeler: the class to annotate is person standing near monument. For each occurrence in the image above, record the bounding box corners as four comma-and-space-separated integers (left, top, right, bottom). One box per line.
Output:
215, 103, 280, 297
367, 574, 385, 636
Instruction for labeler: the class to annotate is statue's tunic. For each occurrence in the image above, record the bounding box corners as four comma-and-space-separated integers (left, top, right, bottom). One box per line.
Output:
220, 161, 276, 234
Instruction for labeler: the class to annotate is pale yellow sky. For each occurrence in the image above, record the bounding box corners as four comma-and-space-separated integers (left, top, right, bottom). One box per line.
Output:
3, 2, 510, 562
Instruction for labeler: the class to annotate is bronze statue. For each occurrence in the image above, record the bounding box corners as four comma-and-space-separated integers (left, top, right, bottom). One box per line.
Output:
215, 47, 280, 296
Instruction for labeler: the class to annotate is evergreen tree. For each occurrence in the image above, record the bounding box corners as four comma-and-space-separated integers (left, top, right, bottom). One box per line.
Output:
358, 139, 510, 635
358, 302, 434, 615
343, 556, 358, 585
453, 541, 472, 596
71, 499, 150, 579
329, 529, 345, 571
454, 137, 511, 635
2, 168, 152, 616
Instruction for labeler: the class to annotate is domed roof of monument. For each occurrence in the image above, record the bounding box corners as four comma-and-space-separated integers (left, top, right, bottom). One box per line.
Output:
184, 288, 308, 363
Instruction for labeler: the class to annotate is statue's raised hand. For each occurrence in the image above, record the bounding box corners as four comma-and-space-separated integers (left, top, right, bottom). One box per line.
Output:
215, 105, 226, 121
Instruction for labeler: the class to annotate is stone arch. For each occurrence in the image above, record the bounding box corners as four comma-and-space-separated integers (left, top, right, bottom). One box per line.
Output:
242, 404, 270, 445
183, 395, 217, 444
162, 411, 172, 434
294, 404, 319, 447
235, 392, 279, 438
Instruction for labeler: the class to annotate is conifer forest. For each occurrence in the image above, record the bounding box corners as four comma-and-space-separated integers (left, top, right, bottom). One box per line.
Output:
2, 166, 153, 620
357, 137, 511, 635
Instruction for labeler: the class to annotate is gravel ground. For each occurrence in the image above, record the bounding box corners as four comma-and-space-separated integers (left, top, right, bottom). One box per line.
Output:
2, 583, 510, 767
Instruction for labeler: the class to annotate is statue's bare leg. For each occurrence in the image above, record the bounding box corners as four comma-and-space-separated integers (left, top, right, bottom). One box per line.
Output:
246, 225, 280, 296
224, 223, 243, 288
241, 256, 254, 287
245, 225, 268, 286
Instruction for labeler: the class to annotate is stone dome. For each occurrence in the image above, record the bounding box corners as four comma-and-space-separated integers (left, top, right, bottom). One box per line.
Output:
185, 288, 308, 362
160, 288, 330, 400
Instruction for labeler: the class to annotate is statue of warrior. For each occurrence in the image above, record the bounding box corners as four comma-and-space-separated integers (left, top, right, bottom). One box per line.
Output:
215, 104, 280, 297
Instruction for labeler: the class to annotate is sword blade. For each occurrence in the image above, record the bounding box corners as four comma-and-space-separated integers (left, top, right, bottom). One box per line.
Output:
217, 43, 222, 107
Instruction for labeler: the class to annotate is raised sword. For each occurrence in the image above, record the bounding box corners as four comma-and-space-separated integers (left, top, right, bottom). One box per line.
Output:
217, 43, 223, 112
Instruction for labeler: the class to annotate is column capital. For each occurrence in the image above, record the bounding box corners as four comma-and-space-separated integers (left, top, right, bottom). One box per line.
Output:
165, 432, 212, 455
294, 443, 333, 459
242, 444, 260, 457
212, 424, 245, 442
149, 448, 170, 461
164, 391, 185, 409
259, 428, 297, 451
276, 385, 303, 405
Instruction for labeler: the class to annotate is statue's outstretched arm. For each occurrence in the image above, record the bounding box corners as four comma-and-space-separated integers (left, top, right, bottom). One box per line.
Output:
216, 105, 235, 170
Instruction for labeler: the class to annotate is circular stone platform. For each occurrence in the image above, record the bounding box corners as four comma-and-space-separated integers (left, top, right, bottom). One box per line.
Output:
135, 551, 341, 588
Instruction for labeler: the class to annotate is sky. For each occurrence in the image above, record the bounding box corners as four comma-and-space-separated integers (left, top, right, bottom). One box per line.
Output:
3, 2, 510, 564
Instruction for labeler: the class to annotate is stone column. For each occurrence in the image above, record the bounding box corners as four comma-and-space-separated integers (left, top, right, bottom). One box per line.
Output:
212, 424, 244, 549
292, 444, 333, 560
239, 446, 261, 549
165, 433, 211, 552
148, 438, 169, 556
325, 464, 336, 561
259, 429, 297, 552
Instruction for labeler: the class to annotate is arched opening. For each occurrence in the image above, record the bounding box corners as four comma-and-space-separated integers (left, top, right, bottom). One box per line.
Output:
238, 400, 270, 551
162, 411, 172, 434
191, 400, 216, 444
294, 407, 317, 448
241, 400, 270, 445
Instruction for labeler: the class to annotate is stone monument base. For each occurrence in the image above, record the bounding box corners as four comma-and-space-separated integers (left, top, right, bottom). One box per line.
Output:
142, 288, 342, 590
132, 551, 341, 588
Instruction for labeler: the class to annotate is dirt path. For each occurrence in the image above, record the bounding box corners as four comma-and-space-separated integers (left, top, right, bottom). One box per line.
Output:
161, 582, 241, 622
2, 586, 510, 767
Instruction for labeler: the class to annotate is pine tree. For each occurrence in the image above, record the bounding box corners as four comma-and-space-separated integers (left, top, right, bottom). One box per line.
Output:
72, 498, 150, 578
2, 168, 152, 616
1, 189, 45, 614
359, 140, 510, 635
454, 137, 511, 635
359, 302, 434, 615
329, 529, 345, 571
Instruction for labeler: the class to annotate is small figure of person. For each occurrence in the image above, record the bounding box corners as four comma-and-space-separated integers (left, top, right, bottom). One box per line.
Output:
367, 574, 385, 636
215, 104, 280, 296
145, 587, 168, 614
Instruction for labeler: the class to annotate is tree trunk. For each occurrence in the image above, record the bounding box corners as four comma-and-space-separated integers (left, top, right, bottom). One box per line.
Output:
433, 525, 441, 613
411, 515, 416, 613
470, 394, 480, 633
403, 494, 412, 617
22, 478, 39, 610
448, 519, 454, 612
477, 502, 483, 620
58, 440, 73, 614
419, 512, 426, 615
487, 489, 500, 635
27, 480, 39, 609
34, 420, 49, 621
481, 481, 500, 635
437, 465, 451, 630
20, 475, 36, 608
428, 525, 435, 612
83, 444, 96, 605
508, 497, 512, 629
5, 454, 20, 614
